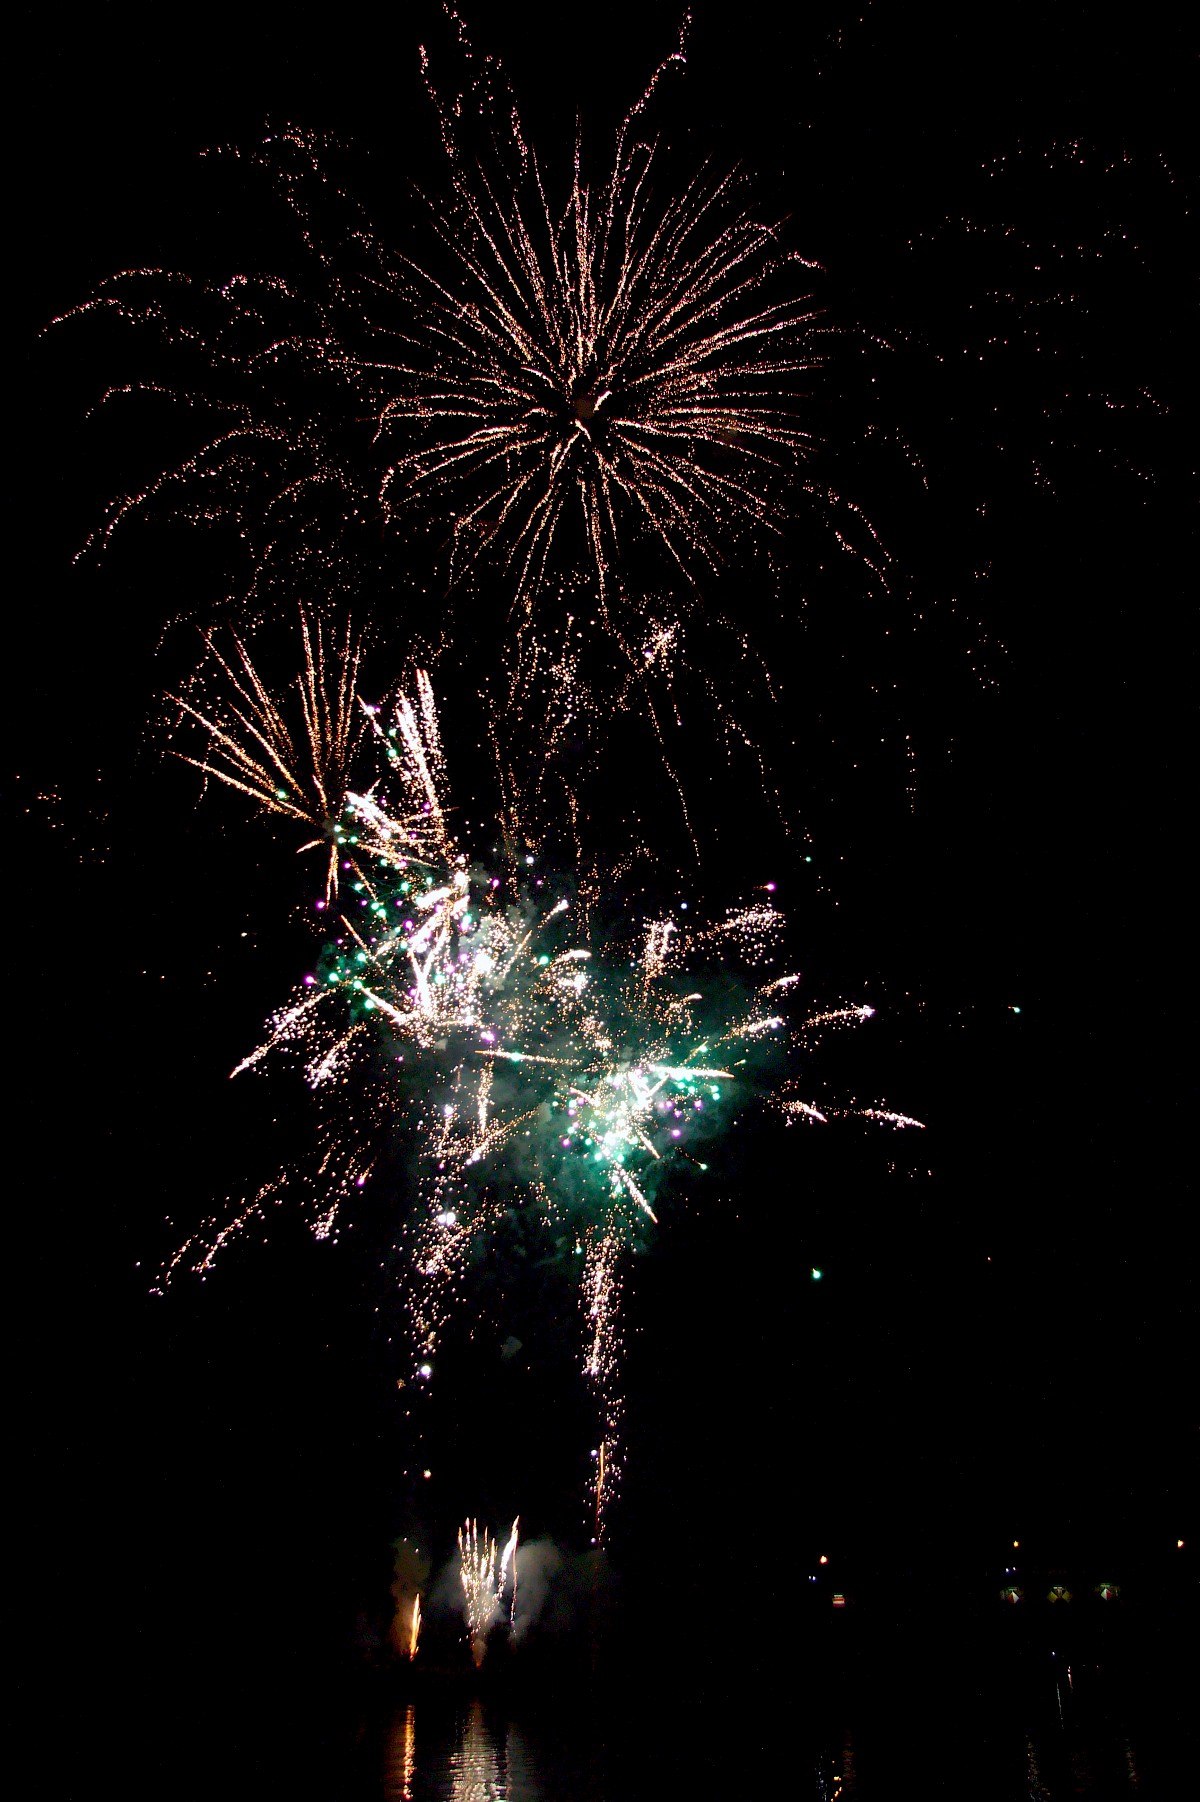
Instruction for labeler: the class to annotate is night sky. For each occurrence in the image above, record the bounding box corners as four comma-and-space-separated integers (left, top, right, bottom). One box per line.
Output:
12, 0, 1193, 1782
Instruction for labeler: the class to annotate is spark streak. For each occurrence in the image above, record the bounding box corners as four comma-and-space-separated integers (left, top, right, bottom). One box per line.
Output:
167, 607, 367, 902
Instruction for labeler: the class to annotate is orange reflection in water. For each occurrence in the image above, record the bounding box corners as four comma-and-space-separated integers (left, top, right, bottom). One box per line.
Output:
382, 1703, 416, 1802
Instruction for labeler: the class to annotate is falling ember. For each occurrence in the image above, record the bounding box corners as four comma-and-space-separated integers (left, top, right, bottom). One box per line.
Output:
408, 1592, 422, 1661
595, 1440, 607, 1534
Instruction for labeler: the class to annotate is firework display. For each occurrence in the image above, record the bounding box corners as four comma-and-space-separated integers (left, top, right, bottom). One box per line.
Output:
60, 52, 816, 606
458, 1517, 518, 1666
384, 49, 818, 608
163, 627, 914, 1526
53, 31, 839, 851
64, 15, 926, 1571
22, 7, 1192, 1777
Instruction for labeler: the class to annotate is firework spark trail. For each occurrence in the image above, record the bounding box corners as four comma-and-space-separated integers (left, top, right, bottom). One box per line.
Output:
582, 1233, 623, 1539
54, 257, 374, 613
500, 1517, 519, 1626
167, 606, 369, 901
458, 1517, 518, 1666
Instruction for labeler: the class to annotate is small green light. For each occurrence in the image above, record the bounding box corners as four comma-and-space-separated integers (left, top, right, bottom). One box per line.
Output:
811, 1267, 823, 1281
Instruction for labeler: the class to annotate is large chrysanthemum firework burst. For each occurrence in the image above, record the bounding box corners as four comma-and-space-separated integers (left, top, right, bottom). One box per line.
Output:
57, 39, 819, 622
53, 39, 835, 853
377, 135, 819, 606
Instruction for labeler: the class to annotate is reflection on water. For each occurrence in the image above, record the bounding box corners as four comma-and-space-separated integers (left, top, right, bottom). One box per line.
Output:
382, 1705, 416, 1801
370, 1640, 1185, 1802
446, 1702, 502, 1802
382, 1699, 579, 1802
